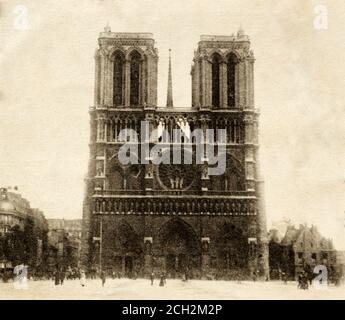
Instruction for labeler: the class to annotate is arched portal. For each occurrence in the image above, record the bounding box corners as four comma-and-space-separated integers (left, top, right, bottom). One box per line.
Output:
215, 224, 249, 279
111, 221, 143, 278
158, 218, 201, 278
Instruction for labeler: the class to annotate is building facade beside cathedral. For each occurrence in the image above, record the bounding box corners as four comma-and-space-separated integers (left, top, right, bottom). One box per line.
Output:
81, 27, 269, 280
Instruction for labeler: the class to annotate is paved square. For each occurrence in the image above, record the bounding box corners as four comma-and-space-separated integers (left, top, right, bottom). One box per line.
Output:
0, 279, 344, 300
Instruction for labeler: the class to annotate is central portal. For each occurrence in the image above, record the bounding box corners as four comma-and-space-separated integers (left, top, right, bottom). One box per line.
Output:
158, 218, 201, 278
166, 253, 189, 276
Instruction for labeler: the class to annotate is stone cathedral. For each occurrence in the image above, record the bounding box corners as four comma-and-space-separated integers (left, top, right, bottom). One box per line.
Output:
81, 26, 269, 280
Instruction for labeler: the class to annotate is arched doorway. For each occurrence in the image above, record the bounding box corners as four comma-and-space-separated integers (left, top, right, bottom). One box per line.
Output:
158, 218, 201, 278
112, 221, 143, 278
215, 224, 249, 279
211, 154, 245, 192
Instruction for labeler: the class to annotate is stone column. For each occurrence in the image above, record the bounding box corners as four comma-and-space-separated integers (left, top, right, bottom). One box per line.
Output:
103, 57, 109, 106
256, 184, 269, 278
220, 61, 228, 109
248, 58, 255, 109
201, 119, 210, 192
247, 237, 258, 277
201, 237, 210, 278
146, 54, 158, 107
140, 59, 146, 106
104, 120, 108, 142
80, 112, 97, 270
193, 59, 200, 108
99, 53, 105, 106
244, 115, 255, 191
125, 59, 130, 107
200, 58, 207, 107
255, 141, 269, 279
94, 51, 100, 106
237, 61, 246, 109
105, 58, 113, 106
144, 238, 153, 278
235, 62, 240, 109
205, 60, 212, 107
152, 56, 158, 106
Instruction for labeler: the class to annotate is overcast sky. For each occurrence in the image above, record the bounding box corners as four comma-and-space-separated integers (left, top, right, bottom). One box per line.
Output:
1, 0, 345, 248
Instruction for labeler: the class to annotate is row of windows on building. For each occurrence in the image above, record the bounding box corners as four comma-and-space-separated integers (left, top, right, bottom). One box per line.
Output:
96, 120, 244, 144
209, 52, 237, 108
112, 50, 142, 106
297, 252, 330, 261
109, 51, 239, 108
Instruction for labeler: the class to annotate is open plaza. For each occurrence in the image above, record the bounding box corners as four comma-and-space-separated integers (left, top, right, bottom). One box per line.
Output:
0, 279, 344, 300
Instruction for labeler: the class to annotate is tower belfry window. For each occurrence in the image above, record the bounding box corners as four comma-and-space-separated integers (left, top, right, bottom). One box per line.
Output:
211, 53, 221, 108
130, 50, 141, 106
113, 51, 125, 106
227, 53, 237, 108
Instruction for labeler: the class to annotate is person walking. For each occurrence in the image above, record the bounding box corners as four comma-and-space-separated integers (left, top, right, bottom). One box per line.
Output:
60, 269, 65, 285
54, 269, 59, 286
159, 274, 165, 287
150, 271, 154, 286
252, 270, 257, 282
101, 271, 106, 287
80, 270, 86, 287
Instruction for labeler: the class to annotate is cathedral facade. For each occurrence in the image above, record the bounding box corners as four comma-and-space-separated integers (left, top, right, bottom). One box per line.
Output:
81, 28, 269, 280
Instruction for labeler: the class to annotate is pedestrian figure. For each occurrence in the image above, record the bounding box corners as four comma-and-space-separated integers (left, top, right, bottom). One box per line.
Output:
297, 273, 302, 289
80, 270, 86, 287
303, 273, 309, 290
159, 274, 164, 287
54, 270, 59, 286
282, 272, 287, 284
298, 272, 308, 290
150, 271, 154, 286
101, 271, 106, 287
60, 270, 65, 285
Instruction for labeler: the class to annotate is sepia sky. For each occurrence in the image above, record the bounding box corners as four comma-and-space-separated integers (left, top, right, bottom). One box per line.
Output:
1, 0, 345, 247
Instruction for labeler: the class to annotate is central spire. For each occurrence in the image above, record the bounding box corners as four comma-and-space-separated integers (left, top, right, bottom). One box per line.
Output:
166, 49, 173, 108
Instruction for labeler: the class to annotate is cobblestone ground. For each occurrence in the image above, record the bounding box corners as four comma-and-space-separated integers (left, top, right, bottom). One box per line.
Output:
0, 279, 344, 300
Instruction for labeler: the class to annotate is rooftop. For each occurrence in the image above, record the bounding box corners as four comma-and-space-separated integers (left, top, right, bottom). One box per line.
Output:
0, 199, 15, 213
200, 34, 249, 42
99, 32, 154, 40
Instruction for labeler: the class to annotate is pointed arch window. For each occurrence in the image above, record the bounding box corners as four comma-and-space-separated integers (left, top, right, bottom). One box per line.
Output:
211, 53, 221, 108
227, 53, 238, 108
130, 51, 141, 106
226, 170, 244, 191
113, 51, 125, 106
109, 168, 123, 190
